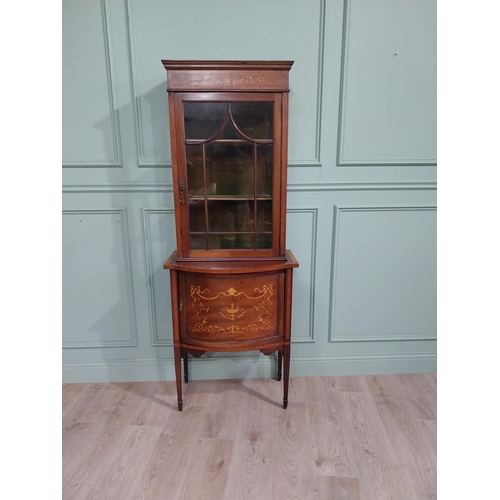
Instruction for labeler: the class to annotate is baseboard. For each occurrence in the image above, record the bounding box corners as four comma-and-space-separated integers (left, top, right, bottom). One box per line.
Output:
290, 353, 437, 377
62, 352, 436, 384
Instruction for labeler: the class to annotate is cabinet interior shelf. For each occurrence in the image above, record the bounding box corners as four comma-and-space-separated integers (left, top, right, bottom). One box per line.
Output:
189, 231, 273, 235
185, 139, 273, 145
189, 196, 272, 201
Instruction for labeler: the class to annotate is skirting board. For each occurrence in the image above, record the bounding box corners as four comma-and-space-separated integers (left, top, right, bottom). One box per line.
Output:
62, 352, 436, 384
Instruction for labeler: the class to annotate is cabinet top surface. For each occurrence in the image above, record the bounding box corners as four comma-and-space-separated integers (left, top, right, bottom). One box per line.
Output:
161, 60, 294, 71
161, 59, 293, 92
164, 250, 298, 274
162, 60, 294, 92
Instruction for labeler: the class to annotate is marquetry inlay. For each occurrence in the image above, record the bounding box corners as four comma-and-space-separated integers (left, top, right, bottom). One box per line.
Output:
189, 284, 274, 334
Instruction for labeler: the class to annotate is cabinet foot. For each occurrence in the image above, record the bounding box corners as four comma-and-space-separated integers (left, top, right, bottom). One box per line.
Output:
277, 350, 282, 381
283, 344, 290, 409
183, 352, 189, 383
174, 346, 183, 411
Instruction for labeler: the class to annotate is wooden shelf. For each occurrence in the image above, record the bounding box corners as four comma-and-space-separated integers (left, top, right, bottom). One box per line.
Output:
189, 196, 272, 201
189, 231, 273, 235
185, 139, 273, 144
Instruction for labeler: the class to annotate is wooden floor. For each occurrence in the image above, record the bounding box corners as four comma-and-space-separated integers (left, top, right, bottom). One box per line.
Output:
63, 374, 436, 500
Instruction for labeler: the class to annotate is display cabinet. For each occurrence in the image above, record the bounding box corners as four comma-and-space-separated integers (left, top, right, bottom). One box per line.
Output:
161, 60, 298, 410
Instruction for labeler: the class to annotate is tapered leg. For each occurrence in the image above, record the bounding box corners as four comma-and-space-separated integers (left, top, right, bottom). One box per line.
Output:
283, 345, 290, 409
277, 350, 282, 381
183, 352, 189, 383
282, 267, 294, 409
174, 346, 183, 411
169, 269, 183, 411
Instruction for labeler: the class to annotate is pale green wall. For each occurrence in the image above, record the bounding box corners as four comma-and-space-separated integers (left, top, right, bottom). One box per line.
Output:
62, 0, 437, 383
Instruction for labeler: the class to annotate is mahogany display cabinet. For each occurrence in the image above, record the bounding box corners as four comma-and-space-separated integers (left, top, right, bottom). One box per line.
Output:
161, 60, 298, 411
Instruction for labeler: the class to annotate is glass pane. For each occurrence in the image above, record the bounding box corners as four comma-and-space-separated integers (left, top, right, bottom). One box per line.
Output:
190, 234, 206, 250
236, 234, 254, 249
256, 234, 272, 249
209, 234, 254, 250
208, 200, 254, 232
206, 143, 254, 197
256, 200, 272, 232
189, 199, 206, 232
217, 118, 241, 140
184, 102, 227, 140
209, 234, 235, 249
256, 144, 273, 197
186, 144, 204, 196
230, 102, 273, 140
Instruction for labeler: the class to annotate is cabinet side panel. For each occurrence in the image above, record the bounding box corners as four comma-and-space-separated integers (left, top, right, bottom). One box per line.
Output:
169, 93, 184, 256
271, 94, 283, 256
280, 92, 290, 255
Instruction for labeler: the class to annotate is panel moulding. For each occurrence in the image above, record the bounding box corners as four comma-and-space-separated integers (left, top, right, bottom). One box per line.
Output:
144, 207, 317, 345
125, 0, 164, 168
286, 208, 318, 342
287, 181, 437, 192
126, 0, 326, 168
336, 0, 437, 167
62, 208, 138, 348
328, 204, 437, 342
62, 184, 174, 193
62, 180, 437, 194
143, 208, 176, 346
62, 351, 436, 383
63, 0, 123, 168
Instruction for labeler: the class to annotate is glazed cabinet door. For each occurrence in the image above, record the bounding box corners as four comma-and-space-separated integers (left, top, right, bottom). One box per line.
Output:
173, 93, 283, 259
178, 271, 285, 348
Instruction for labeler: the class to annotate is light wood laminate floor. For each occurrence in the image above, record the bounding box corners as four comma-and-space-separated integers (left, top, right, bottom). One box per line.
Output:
62, 374, 436, 500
